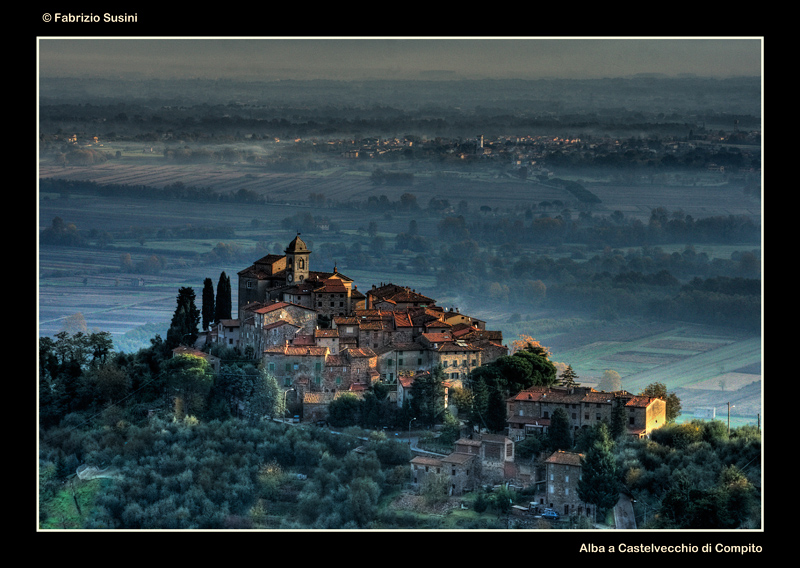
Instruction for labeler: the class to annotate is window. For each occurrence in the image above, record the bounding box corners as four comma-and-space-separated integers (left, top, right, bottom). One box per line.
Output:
418, 358, 422, 366
315, 362, 321, 372
398, 358, 404, 366
285, 363, 291, 372
268, 362, 275, 372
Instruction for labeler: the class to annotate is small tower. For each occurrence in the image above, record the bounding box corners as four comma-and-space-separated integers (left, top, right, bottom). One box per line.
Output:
285, 233, 310, 284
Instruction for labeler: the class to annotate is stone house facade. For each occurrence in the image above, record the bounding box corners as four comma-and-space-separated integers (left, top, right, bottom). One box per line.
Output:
410, 434, 515, 496
506, 385, 667, 441
534, 450, 594, 519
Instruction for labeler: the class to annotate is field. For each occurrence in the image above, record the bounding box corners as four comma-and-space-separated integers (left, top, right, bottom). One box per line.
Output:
38, 158, 762, 425
39, 156, 761, 222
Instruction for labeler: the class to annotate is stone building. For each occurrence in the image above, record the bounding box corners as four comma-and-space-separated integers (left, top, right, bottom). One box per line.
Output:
506, 385, 667, 441
237, 234, 358, 320
534, 450, 594, 519
409, 434, 515, 496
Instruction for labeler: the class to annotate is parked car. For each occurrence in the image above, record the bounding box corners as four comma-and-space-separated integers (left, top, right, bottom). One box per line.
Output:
541, 508, 559, 520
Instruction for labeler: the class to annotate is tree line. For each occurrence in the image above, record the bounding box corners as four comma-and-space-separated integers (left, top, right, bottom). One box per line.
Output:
39, 281, 759, 529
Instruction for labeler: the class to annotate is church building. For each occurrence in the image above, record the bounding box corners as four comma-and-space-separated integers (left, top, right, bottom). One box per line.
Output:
236, 233, 364, 320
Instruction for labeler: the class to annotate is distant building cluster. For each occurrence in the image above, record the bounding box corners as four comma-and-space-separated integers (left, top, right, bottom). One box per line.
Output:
207, 234, 508, 415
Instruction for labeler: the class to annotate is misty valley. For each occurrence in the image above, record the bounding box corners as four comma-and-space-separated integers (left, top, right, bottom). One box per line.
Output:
38, 75, 761, 530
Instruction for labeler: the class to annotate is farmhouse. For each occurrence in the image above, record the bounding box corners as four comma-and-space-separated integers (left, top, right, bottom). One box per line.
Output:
409, 433, 515, 496
505, 384, 667, 441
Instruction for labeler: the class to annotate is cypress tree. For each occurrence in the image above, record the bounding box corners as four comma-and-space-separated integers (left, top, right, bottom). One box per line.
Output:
577, 423, 620, 516
215, 272, 232, 323
202, 278, 215, 331
166, 287, 200, 349
547, 407, 573, 451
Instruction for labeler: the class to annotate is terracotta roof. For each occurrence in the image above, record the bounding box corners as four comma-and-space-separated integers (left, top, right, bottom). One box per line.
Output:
324, 355, 346, 367
393, 312, 413, 327
437, 342, 479, 353
343, 347, 377, 358
421, 332, 453, 343
442, 452, 476, 465
411, 456, 444, 467
263, 345, 328, 356
253, 254, 285, 267
314, 329, 339, 338
316, 278, 348, 293
625, 395, 657, 408
253, 301, 291, 314
292, 334, 315, 346
545, 450, 584, 466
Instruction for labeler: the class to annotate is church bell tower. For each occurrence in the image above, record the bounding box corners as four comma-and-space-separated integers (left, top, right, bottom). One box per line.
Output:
285, 233, 310, 285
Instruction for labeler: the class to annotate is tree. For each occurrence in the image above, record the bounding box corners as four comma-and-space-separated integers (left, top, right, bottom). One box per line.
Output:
597, 370, 622, 392
166, 287, 200, 349
640, 382, 682, 422
609, 405, 627, 440
577, 423, 620, 517
547, 407, 573, 451
201, 278, 215, 331
163, 353, 214, 419
215, 272, 232, 323
410, 366, 446, 427
559, 365, 580, 388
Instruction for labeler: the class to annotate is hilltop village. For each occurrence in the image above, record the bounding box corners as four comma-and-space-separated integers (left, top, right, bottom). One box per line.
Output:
209, 233, 507, 415
185, 234, 668, 517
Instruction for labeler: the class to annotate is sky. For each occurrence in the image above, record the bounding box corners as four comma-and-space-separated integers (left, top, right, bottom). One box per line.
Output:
37, 37, 763, 81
